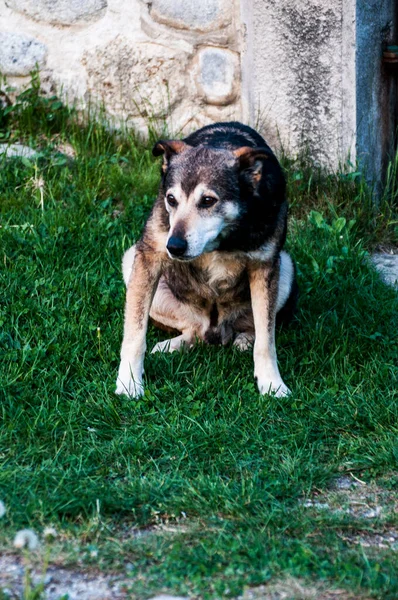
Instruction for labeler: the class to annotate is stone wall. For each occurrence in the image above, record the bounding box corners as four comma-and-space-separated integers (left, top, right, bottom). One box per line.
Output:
0, 0, 396, 182
0, 0, 243, 135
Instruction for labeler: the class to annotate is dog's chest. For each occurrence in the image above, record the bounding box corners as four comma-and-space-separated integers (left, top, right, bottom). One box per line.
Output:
199, 253, 245, 294
167, 252, 248, 302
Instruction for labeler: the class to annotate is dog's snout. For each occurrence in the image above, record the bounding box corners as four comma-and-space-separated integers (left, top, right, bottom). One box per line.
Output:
167, 236, 188, 257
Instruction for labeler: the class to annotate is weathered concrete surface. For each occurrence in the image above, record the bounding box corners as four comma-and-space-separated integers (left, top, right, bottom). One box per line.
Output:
242, 0, 355, 167
240, 0, 397, 183
371, 253, 398, 287
5, 0, 108, 25
0, 30, 47, 75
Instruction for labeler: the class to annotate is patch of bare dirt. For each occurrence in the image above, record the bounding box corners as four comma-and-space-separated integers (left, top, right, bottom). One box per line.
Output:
301, 474, 398, 550
339, 528, 398, 550
302, 474, 398, 519
239, 577, 370, 600
0, 554, 191, 600
0, 555, 128, 599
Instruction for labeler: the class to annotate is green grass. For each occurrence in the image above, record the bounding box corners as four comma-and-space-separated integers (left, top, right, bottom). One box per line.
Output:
0, 80, 397, 599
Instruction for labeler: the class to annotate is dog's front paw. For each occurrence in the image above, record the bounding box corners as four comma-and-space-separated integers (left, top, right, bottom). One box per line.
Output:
115, 361, 144, 398
233, 333, 254, 351
151, 339, 178, 353
151, 334, 190, 354
256, 375, 291, 397
115, 377, 144, 398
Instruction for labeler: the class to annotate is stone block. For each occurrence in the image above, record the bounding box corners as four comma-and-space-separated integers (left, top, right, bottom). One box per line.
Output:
371, 253, 398, 287
0, 31, 47, 76
83, 38, 191, 118
193, 47, 239, 106
5, 0, 107, 26
169, 98, 239, 136
148, 0, 230, 32
0, 143, 38, 158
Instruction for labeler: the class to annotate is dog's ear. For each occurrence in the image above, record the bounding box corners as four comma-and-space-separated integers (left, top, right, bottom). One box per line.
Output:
234, 146, 276, 183
152, 140, 189, 173
234, 146, 285, 202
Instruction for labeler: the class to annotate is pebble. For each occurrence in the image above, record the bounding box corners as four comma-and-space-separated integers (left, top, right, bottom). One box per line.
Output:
371, 253, 398, 288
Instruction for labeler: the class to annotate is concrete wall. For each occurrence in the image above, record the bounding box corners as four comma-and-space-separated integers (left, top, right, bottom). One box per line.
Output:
241, 0, 357, 169
241, 0, 397, 176
0, 0, 396, 182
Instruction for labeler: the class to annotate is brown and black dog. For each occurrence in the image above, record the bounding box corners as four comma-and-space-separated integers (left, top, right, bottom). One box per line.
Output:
116, 121, 298, 398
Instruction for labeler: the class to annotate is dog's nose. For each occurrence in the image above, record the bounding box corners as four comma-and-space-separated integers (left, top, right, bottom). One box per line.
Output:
167, 236, 188, 257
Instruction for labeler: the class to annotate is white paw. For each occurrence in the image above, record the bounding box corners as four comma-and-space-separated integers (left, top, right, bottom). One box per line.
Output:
115, 360, 144, 398
151, 339, 176, 354
115, 377, 144, 398
256, 376, 291, 397
233, 333, 254, 351
151, 335, 188, 354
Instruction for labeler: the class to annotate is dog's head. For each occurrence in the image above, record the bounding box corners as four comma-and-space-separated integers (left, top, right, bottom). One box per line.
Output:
153, 139, 283, 261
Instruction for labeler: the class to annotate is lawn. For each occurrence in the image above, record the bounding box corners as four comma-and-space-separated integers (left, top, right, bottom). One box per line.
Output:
0, 80, 397, 599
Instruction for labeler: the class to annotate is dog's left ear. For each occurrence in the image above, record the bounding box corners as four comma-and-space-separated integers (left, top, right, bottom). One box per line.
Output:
234, 146, 276, 183
152, 140, 189, 173
234, 146, 285, 202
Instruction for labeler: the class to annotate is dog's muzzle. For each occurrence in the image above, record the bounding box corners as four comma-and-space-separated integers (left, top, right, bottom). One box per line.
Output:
166, 235, 188, 258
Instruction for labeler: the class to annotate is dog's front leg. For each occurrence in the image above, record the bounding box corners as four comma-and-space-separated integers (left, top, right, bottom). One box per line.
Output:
116, 248, 161, 398
248, 258, 291, 397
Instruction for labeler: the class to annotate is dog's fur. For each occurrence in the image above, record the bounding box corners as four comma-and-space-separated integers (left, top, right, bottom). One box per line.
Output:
115, 122, 298, 398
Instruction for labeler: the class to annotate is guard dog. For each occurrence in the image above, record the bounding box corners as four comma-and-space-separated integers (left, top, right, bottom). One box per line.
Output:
115, 121, 298, 398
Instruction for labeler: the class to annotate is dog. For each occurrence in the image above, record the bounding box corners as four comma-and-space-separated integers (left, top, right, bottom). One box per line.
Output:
115, 121, 298, 398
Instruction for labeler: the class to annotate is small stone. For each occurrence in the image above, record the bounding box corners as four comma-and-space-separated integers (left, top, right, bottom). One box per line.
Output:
302, 499, 330, 510
0, 31, 47, 76
0, 143, 38, 159
5, 0, 107, 26
371, 253, 398, 287
361, 506, 382, 519
193, 47, 239, 106
334, 475, 358, 490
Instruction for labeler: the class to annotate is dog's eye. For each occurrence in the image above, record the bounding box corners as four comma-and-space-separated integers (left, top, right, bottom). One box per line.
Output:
166, 194, 177, 207
200, 196, 217, 208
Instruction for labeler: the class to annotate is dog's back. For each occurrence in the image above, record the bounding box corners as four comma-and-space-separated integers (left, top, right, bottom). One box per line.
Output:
183, 121, 272, 153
